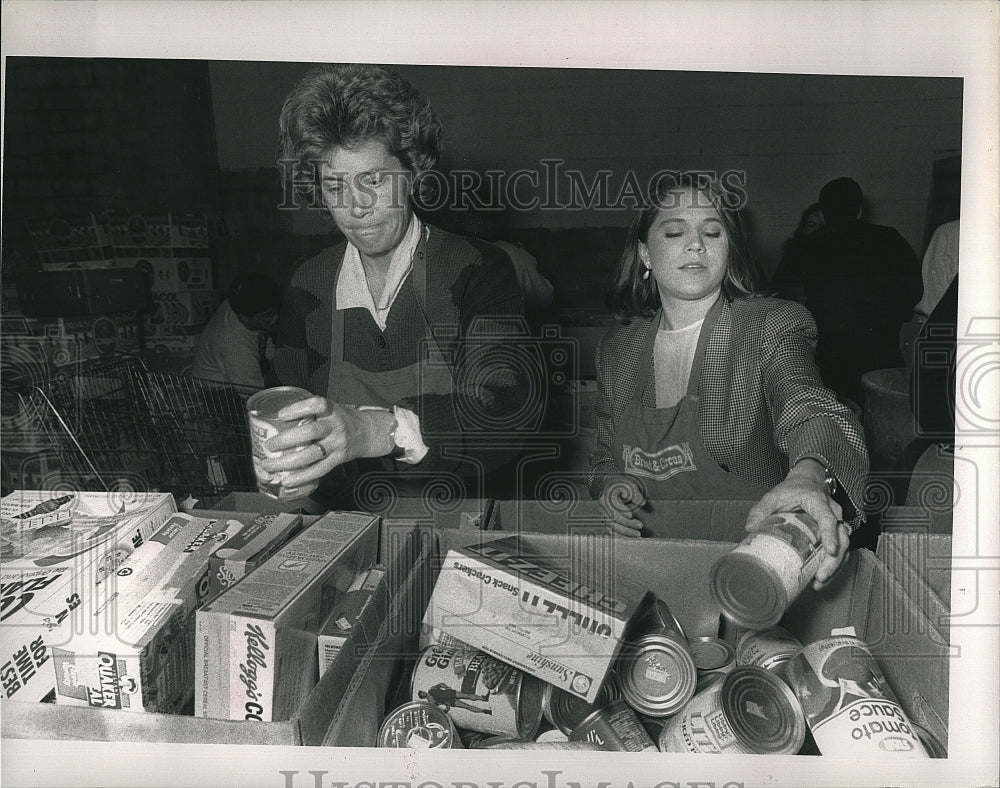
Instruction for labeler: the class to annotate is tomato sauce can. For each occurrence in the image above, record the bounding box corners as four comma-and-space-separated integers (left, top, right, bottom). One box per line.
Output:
542, 670, 621, 735
377, 700, 463, 749
736, 626, 803, 673
245, 386, 314, 499
410, 645, 544, 739
569, 699, 659, 752
710, 509, 825, 630
616, 632, 698, 717
658, 665, 806, 755
785, 635, 928, 757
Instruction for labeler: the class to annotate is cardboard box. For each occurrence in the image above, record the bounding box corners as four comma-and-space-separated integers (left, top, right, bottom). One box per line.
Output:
116, 255, 213, 293
0, 522, 426, 745
195, 511, 379, 722
0, 313, 141, 367
425, 535, 645, 703
205, 512, 304, 603
321, 526, 951, 753
876, 531, 951, 631
0, 491, 177, 702
317, 567, 387, 676
50, 512, 234, 713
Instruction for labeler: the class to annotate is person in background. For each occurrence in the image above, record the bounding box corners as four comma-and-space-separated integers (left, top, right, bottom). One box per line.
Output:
770, 202, 824, 302
266, 64, 529, 505
789, 177, 922, 405
190, 272, 280, 389
590, 173, 869, 590
913, 219, 959, 322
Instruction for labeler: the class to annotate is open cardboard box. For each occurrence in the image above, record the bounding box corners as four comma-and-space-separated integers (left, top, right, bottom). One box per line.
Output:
323, 501, 951, 754
0, 516, 431, 746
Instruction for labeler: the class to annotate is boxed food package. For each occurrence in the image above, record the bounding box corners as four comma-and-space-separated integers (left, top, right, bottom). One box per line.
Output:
27, 214, 113, 272
317, 566, 387, 677
117, 255, 213, 293
0, 491, 177, 702
195, 511, 379, 722
205, 512, 304, 603
424, 534, 646, 703
49, 512, 234, 713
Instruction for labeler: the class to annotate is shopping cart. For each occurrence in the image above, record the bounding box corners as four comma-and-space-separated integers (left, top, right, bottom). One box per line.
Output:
3, 354, 260, 504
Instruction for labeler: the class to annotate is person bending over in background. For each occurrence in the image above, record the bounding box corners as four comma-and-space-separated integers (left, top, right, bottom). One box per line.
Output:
266, 64, 530, 506
190, 272, 280, 389
590, 173, 869, 589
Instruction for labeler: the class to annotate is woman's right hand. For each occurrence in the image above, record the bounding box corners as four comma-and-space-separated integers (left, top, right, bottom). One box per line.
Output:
598, 475, 647, 537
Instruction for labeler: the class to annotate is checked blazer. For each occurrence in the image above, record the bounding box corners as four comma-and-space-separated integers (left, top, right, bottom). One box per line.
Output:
589, 295, 869, 525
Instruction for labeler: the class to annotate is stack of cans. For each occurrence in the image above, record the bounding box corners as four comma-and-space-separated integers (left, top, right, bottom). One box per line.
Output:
377, 592, 941, 758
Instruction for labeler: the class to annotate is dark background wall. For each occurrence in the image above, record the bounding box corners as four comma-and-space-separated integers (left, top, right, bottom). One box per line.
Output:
2, 57, 963, 312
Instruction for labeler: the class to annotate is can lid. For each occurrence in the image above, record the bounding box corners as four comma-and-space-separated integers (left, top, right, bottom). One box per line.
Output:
710, 551, 788, 630
377, 700, 458, 749
618, 633, 697, 716
546, 671, 620, 735
721, 666, 806, 754
688, 637, 736, 672
514, 673, 545, 739
246, 386, 312, 418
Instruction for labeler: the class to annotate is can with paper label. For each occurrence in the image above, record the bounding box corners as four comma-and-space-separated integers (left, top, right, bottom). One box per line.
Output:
784, 635, 928, 757
245, 386, 314, 499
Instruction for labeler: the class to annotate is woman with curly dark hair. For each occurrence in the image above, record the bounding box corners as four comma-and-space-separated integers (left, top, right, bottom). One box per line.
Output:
266, 64, 527, 505
591, 173, 869, 589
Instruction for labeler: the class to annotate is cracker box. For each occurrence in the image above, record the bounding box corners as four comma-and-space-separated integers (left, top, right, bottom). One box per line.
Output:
205, 512, 304, 604
317, 566, 387, 677
49, 512, 232, 714
0, 491, 177, 702
195, 511, 379, 722
423, 535, 645, 703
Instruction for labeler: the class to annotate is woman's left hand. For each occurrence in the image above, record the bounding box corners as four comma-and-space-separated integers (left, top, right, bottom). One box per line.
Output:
260, 396, 396, 492
745, 458, 850, 591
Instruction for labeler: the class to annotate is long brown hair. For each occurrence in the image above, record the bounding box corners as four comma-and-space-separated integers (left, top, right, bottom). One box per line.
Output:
608, 173, 761, 322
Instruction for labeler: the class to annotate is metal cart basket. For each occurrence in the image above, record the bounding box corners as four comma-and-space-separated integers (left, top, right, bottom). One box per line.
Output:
3, 354, 259, 503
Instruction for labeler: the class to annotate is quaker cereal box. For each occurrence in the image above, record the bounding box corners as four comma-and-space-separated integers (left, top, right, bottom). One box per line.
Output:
0, 491, 176, 702
50, 513, 231, 714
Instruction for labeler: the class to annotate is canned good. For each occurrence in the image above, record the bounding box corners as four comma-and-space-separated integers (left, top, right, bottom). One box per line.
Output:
245, 386, 314, 499
785, 635, 928, 758
710, 509, 825, 629
910, 721, 948, 758
542, 671, 621, 735
632, 594, 687, 640
535, 727, 570, 743
569, 699, 658, 752
617, 632, 697, 717
659, 666, 806, 755
377, 700, 463, 749
736, 626, 803, 672
411, 645, 544, 739
688, 636, 736, 677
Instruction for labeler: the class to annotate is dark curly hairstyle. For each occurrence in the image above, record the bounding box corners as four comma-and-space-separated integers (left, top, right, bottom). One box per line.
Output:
278, 63, 442, 202
608, 173, 761, 323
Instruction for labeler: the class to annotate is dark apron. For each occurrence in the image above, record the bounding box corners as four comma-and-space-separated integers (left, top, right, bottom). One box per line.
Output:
317, 231, 455, 507
610, 297, 767, 535
325, 231, 454, 405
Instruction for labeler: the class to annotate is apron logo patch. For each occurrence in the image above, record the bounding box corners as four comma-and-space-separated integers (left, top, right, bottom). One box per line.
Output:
621, 442, 697, 481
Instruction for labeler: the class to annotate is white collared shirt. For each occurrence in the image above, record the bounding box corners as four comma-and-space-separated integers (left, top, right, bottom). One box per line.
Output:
335, 216, 423, 330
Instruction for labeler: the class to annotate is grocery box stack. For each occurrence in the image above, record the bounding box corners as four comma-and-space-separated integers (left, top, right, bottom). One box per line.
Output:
106, 211, 217, 356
